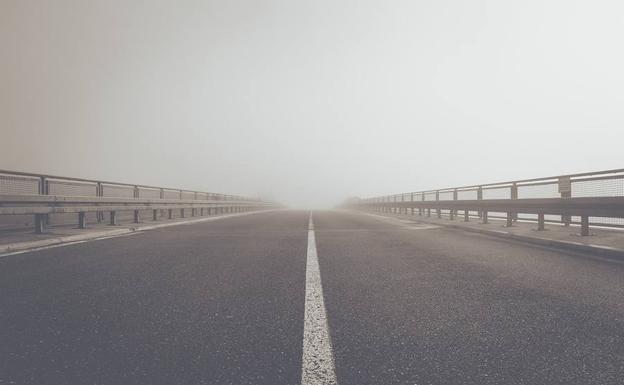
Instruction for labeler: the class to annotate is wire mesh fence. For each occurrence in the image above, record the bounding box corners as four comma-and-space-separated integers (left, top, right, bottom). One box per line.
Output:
359, 169, 624, 230
0, 170, 260, 232
102, 184, 135, 198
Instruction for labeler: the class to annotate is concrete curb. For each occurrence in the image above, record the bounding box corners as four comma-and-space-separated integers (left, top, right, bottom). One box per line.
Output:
440, 222, 624, 261
0, 210, 274, 256
358, 211, 624, 261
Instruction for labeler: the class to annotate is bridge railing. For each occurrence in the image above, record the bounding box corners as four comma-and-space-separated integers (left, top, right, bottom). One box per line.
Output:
0, 169, 274, 233
347, 168, 624, 236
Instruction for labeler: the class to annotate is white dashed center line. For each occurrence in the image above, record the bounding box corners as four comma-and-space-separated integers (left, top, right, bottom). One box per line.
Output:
301, 212, 338, 385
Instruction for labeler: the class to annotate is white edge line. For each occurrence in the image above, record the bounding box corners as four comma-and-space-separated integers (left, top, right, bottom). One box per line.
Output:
0, 210, 274, 258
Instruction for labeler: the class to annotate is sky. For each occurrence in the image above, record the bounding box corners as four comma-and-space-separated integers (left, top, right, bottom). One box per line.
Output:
1, 0, 623, 208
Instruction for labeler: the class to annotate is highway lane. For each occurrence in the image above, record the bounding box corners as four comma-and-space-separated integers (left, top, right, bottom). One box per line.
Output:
0, 210, 309, 385
2, 209, 624, 385
314, 210, 624, 385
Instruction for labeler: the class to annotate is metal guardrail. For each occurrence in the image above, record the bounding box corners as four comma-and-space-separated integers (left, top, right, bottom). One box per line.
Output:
0, 169, 274, 233
346, 168, 624, 236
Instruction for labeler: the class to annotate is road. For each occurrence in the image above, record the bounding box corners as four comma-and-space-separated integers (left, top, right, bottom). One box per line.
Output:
1, 210, 624, 384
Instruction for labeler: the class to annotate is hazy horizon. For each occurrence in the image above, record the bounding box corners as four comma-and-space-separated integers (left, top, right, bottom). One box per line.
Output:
2, 0, 623, 208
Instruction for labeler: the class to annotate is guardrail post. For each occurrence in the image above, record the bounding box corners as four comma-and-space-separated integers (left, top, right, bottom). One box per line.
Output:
35, 214, 45, 234
482, 210, 488, 224
420, 193, 424, 216
506, 211, 513, 227
464, 209, 469, 222
537, 213, 545, 231
159, 188, 165, 220
78, 212, 87, 229
168, 209, 173, 219
96, 182, 103, 223
410, 193, 414, 215
35, 176, 48, 233
133, 186, 140, 223
450, 189, 457, 220
511, 183, 518, 222
477, 186, 483, 218
110, 211, 117, 225
180, 208, 185, 218
436, 191, 441, 218
559, 177, 572, 226
580, 215, 590, 236
153, 210, 158, 221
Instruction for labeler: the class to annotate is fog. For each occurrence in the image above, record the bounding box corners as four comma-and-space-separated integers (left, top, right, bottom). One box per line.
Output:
2, 1, 623, 208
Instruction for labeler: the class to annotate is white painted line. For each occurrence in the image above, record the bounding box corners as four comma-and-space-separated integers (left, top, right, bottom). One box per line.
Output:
0, 210, 275, 258
301, 212, 338, 385
406, 225, 441, 230
0, 232, 143, 258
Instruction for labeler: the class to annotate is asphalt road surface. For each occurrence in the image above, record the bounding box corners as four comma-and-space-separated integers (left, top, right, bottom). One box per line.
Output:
2, 210, 624, 384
